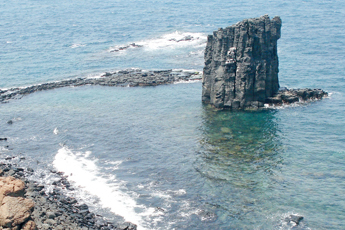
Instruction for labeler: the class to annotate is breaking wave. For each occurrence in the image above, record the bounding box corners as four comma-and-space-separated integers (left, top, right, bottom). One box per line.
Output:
109, 31, 207, 52
53, 147, 155, 230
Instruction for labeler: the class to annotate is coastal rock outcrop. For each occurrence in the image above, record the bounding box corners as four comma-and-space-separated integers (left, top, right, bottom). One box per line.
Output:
284, 214, 304, 226
266, 88, 327, 105
202, 15, 282, 109
0, 69, 202, 104
0, 176, 36, 230
202, 15, 327, 109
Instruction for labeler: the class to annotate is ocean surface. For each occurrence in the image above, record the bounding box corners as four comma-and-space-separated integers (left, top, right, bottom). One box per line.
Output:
1, 0, 345, 229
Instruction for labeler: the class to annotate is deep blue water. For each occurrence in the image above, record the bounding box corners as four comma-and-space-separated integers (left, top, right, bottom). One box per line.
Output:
1, 0, 345, 229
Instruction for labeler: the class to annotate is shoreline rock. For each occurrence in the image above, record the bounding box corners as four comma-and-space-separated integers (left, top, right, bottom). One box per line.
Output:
265, 88, 327, 105
0, 69, 202, 104
0, 176, 35, 230
0, 162, 137, 230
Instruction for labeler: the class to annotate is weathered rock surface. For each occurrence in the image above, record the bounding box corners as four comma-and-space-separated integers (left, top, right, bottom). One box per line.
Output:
266, 88, 328, 106
0, 196, 35, 229
202, 15, 282, 109
0, 176, 35, 230
22, 220, 37, 230
202, 15, 328, 109
0, 69, 201, 104
0, 176, 25, 201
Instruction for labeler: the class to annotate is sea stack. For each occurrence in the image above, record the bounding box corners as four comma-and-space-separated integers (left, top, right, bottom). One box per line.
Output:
202, 15, 282, 109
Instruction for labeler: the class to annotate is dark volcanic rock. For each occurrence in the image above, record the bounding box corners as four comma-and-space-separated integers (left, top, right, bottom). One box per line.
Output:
0, 69, 202, 104
285, 214, 304, 225
110, 43, 143, 52
202, 15, 328, 109
266, 88, 328, 105
202, 15, 282, 109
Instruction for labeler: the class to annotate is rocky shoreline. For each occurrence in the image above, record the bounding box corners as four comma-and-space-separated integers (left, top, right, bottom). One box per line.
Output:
0, 69, 202, 104
0, 158, 137, 230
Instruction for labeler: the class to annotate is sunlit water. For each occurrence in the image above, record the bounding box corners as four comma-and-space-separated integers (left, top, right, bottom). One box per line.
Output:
1, 0, 345, 229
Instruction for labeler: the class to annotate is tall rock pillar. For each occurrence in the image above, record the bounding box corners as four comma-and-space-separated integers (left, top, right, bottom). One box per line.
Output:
202, 15, 282, 109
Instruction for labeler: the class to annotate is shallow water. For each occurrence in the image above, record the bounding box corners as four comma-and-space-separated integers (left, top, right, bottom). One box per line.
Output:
1, 0, 345, 229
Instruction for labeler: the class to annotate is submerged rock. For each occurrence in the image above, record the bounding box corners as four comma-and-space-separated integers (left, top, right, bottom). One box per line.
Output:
266, 88, 328, 105
285, 214, 304, 225
110, 43, 143, 52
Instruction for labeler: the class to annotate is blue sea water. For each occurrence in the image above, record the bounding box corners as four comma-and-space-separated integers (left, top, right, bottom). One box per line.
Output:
1, 0, 345, 229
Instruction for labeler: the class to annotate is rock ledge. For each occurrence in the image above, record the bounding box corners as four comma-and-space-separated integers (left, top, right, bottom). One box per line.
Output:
0, 69, 201, 104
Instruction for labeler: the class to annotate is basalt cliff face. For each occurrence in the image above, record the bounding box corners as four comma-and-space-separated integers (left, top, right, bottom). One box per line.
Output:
202, 15, 282, 109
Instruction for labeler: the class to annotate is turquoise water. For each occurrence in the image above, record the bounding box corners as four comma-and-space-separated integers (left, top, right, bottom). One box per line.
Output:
1, 0, 345, 229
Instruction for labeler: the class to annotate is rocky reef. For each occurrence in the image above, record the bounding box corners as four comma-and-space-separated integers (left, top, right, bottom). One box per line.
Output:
265, 87, 327, 105
0, 69, 201, 104
202, 15, 327, 109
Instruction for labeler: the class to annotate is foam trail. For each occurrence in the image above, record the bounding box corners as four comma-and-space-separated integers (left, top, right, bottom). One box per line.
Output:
53, 147, 153, 230
138, 31, 207, 50
109, 31, 207, 52
70, 43, 86, 48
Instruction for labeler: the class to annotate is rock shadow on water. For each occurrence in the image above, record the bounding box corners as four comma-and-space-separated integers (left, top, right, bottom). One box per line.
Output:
197, 106, 283, 176
193, 106, 286, 228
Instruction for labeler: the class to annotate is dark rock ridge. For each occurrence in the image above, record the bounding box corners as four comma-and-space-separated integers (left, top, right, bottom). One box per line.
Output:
284, 214, 304, 226
202, 15, 327, 109
266, 87, 327, 105
110, 43, 143, 52
0, 69, 201, 104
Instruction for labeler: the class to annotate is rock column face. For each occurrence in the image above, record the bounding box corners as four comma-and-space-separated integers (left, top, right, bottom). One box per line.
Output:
202, 15, 282, 109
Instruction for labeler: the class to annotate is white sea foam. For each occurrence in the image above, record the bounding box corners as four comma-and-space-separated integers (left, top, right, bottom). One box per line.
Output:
85, 72, 106, 79
264, 97, 327, 110
109, 31, 207, 53
53, 128, 59, 135
53, 147, 156, 230
0, 146, 9, 152
174, 79, 202, 84
70, 43, 86, 48
138, 31, 207, 50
